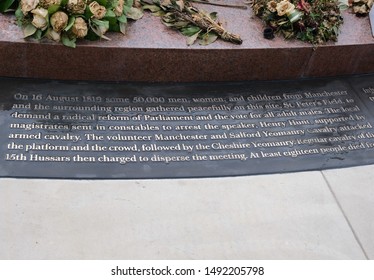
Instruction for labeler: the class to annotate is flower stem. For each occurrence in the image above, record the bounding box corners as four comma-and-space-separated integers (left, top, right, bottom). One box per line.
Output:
192, 0, 248, 10
176, 7, 243, 44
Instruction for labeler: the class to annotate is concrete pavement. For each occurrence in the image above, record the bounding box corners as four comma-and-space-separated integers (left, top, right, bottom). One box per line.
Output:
1, 165, 373, 260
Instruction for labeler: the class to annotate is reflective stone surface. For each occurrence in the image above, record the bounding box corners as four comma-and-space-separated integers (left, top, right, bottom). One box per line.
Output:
1, 74, 374, 179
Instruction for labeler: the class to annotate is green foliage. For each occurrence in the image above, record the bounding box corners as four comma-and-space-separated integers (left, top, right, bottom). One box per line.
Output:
0, 0, 15, 13
48, 5, 60, 15
61, 33, 76, 48
22, 23, 37, 38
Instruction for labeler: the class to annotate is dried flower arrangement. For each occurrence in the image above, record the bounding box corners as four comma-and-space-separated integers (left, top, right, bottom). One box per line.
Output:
251, 0, 344, 44
142, 0, 242, 45
0, 0, 373, 47
350, 0, 373, 15
0, 0, 243, 46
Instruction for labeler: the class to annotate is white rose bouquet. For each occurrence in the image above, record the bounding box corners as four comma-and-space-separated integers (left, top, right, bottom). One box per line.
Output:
0, 0, 143, 47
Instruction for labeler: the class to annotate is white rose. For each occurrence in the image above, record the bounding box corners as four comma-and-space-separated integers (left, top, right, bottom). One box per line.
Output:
89, 1, 107, 19
276, 0, 295, 16
267, 1, 278, 12
50, 11, 69, 32
67, 0, 87, 14
39, 0, 61, 8
31, 8, 49, 30
72, 17, 88, 38
20, 0, 39, 15
114, 0, 124, 17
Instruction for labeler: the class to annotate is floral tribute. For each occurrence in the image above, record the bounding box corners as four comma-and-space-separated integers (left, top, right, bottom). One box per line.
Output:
251, 0, 344, 44
350, 0, 373, 15
1, 0, 372, 47
142, 0, 242, 45
0, 0, 242, 47
0, 0, 144, 47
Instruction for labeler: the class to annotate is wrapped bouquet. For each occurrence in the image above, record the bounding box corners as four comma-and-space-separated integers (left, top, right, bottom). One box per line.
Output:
0, 0, 143, 47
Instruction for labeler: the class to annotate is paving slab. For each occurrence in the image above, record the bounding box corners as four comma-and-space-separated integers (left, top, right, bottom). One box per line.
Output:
322, 165, 374, 259
0, 171, 365, 259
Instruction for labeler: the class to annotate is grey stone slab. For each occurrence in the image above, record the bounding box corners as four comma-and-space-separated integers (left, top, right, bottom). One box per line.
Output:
323, 165, 374, 259
2, 75, 374, 179
0, 172, 365, 259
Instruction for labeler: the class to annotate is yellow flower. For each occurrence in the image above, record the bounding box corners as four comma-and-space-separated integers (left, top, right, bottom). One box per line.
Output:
31, 8, 49, 30
72, 17, 88, 38
89, 1, 107, 19
276, 0, 295, 16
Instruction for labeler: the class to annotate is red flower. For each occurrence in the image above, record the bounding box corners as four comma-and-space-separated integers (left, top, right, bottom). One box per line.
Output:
297, 0, 312, 13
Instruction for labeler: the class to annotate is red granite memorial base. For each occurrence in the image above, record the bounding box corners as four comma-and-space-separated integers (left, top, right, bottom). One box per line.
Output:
0, 3, 373, 82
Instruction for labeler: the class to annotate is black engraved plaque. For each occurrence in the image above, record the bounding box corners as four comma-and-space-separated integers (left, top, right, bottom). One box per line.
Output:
1, 74, 374, 179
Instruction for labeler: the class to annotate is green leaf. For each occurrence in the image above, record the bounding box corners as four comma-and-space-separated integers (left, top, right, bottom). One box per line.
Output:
85, 29, 100, 40
23, 24, 37, 38
337, 0, 349, 10
61, 34, 76, 48
117, 14, 127, 23
173, 21, 189, 28
199, 33, 218, 46
105, 14, 118, 26
126, 7, 144, 20
85, 8, 94, 19
142, 4, 161, 13
186, 30, 201, 46
64, 16, 75, 32
96, 0, 108, 6
125, 0, 134, 8
151, 10, 165, 17
209, 12, 217, 20
48, 4, 60, 15
119, 22, 127, 35
15, 7, 24, 26
109, 22, 120, 32
61, 0, 69, 6
91, 19, 109, 27
34, 29, 43, 40
0, 0, 15, 13
105, 10, 116, 18
181, 26, 200, 36
90, 19, 111, 39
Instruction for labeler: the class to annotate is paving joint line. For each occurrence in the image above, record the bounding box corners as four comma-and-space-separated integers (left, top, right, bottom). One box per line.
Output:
321, 171, 369, 259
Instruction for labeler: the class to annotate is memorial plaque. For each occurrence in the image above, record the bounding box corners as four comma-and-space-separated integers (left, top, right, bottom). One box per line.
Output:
1, 74, 374, 179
